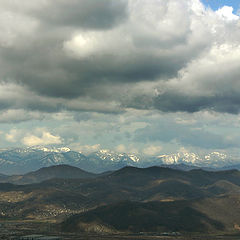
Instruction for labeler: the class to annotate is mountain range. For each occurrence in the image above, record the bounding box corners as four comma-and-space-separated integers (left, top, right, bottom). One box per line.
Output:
2, 164, 240, 235
0, 147, 239, 175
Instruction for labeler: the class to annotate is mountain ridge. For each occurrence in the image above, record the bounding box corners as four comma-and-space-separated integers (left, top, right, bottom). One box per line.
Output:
0, 164, 96, 185
0, 147, 240, 175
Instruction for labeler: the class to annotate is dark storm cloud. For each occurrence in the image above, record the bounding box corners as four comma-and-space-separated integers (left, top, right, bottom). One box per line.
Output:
153, 93, 240, 114
0, 100, 13, 111
124, 90, 240, 115
33, 0, 129, 30
0, 0, 239, 115
0, 0, 205, 94
0, 31, 198, 101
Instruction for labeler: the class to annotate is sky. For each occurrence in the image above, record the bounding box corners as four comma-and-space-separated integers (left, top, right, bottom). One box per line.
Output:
0, 0, 240, 157
202, 0, 239, 12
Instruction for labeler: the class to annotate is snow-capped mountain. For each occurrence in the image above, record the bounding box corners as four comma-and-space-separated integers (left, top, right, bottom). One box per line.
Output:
85, 150, 139, 173
147, 151, 236, 168
93, 149, 140, 163
0, 147, 139, 174
32, 146, 71, 153
0, 149, 92, 175
155, 152, 201, 165
0, 147, 239, 175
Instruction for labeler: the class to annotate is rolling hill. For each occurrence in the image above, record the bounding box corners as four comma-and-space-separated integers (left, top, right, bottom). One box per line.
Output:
1, 166, 240, 234
1, 164, 96, 185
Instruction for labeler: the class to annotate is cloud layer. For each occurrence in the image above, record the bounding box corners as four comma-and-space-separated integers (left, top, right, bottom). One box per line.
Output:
0, 0, 239, 114
0, 0, 239, 155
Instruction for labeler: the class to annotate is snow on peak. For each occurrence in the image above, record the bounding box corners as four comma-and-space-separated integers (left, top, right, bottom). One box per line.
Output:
128, 154, 140, 162
58, 147, 71, 152
99, 149, 110, 154
155, 150, 232, 167
95, 149, 139, 163
31, 146, 71, 153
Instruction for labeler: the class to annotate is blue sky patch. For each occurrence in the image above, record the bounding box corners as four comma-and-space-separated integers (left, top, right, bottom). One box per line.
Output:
201, 0, 240, 13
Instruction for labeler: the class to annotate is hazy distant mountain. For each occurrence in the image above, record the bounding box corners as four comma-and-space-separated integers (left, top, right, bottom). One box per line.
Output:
0, 147, 140, 174
0, 147, 240, 175
0, 173, 8, 181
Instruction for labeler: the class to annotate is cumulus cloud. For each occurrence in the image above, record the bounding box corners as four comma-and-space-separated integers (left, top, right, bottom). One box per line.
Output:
22, 131, 62, 146
142, 145, 162, 156
0, 0, 212, 112
152, 43, 240, 114
0, 0, 238, 115
114, 144, 139, 155
5, 129, 22, 143
216, 6, 239, 21
115, 144, 127, 153
32, 0, 128, 29
69, 143, 101, 154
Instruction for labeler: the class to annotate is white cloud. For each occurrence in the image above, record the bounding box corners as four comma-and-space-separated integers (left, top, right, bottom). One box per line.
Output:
142, 145, 162, 156
162, 43, 240, 98
5, 129, 22, 143
64, 33, 101, 58
216, 6, 239, 21
70, 143, 101, 154
22, 131, 62, 146
115, 144, 126, 153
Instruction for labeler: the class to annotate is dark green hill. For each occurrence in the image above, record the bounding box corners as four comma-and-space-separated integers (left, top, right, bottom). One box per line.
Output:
61, 200, 224, 234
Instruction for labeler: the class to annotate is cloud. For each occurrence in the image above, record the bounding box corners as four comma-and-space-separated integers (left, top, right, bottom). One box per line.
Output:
33, 0, 128, 29
0, 0, 239, 116
0, 0, 211, 113
69, 143, 101, 154
0, 109, 46, 123
142, 145, 162, 156
0, 0, 240, 156
22, 131, 62, 146
5, 129, 22, 143
216, 6, 239, 21
115, 144, 126, 153
152, 43, 240, 114
0, 83, 124, 114
134, 120, 237, 149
